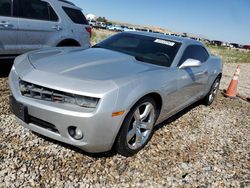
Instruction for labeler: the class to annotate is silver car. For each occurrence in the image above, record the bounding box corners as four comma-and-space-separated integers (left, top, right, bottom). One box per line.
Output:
9, 32, 222, 156
0, 0, 91, 59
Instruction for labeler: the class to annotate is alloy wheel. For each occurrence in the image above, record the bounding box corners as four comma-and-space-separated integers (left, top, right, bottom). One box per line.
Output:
126, 102, 156, 150
209, 80, 220, 103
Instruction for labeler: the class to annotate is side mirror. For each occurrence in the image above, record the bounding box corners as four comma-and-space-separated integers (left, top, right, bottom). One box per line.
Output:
179, 58, 201, 69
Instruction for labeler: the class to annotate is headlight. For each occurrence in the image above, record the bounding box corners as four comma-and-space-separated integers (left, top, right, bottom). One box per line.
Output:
11, 54, 28, 75
11, 65, 17, 74
64, 95, 99, 108
75, 95, 99, 108
14, 54, 27, 65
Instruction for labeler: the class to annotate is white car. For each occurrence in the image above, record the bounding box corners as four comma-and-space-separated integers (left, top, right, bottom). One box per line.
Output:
107, 25, 124, 32
88, 20, 97, 27
0, 0, 91, 59
123, 27, 136, 32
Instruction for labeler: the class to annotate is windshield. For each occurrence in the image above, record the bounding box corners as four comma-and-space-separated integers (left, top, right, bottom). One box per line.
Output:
93, 33, 181, 67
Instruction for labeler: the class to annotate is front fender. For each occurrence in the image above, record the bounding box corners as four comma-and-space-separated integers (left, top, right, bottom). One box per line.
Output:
206, 57, 223, 93
113, 71, 167, 114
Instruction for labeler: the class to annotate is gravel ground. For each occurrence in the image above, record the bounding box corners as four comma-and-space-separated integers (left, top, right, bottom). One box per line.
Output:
0, 63, 250, 187
220, 63, 250, 97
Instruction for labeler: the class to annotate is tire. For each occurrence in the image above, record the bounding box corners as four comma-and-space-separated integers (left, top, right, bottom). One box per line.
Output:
115, 97, 158, 156
203, 76, 221, 106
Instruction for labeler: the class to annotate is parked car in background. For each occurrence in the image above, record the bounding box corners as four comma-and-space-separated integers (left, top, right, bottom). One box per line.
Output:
243, 45, 250, 50
222, 42, 230, 47
0, 0, 91, 59
107, 25, 124, 32
123, 27, 136, 32
95, 21, 107, 29
210, 40, 223, 46
229, 43, 240, 48
136, 28, 152, 33
9, 32, 222, 156
88, 20, 97, 27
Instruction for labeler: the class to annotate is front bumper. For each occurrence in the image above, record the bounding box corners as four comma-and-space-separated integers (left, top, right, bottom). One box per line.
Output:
8, 68, 125, 153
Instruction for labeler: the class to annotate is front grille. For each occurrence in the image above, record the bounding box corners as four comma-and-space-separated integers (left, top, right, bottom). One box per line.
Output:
28, 116, 59, 133
19, 80, 74, 103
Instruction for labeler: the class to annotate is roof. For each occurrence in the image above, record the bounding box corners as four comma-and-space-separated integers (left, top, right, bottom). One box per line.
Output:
126, 31, 202, 46
57, 0, 81, 10
58, 0, 75, 6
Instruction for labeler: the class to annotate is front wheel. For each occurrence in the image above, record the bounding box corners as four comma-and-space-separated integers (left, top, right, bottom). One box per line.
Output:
115, 97, 158, 157
203, 76, 221, 106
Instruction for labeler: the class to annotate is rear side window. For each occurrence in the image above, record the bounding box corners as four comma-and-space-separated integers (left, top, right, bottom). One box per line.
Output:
19, 0, 58, 21
62, 7, 88, 25
0, 0, 11, 17
48, 5, 58, 21
179, 45, 209, 65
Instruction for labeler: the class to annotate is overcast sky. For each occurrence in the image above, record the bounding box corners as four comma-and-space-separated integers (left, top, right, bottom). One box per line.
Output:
72, 0, 250, 44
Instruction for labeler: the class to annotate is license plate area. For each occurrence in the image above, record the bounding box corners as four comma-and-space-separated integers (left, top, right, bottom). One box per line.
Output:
9, 96, 28, 123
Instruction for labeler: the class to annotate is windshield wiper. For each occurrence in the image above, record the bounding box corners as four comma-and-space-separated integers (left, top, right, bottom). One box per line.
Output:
134, 56, 146, 62
92, 44, 102, 48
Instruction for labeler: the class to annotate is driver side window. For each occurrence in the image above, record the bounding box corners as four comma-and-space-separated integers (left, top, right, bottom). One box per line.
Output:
0, 0, 11, 17
179, 45, 209, 66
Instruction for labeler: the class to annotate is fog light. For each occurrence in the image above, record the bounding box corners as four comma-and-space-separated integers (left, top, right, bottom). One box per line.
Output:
68, 126, 83, 140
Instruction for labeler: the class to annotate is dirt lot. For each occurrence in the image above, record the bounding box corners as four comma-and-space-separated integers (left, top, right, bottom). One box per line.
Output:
0, 58, 249, 187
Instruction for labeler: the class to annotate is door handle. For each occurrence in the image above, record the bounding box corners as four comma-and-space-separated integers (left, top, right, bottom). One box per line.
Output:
0, 21, 13, 28
196, 70, 208, 76
52, 25, 62, 31
203, 71, 208, 75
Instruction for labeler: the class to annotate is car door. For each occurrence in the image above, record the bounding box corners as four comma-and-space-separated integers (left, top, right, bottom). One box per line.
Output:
0, 0, 18, 55
16, 0, 63, 54
176, 45, 209, 108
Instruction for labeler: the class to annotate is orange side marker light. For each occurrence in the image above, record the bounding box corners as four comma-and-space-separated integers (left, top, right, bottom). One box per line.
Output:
112, 111, 125, 117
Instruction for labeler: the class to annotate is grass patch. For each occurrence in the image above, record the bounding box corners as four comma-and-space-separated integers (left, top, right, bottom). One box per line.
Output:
91, 29, 113, 45
207, 45, 250, 64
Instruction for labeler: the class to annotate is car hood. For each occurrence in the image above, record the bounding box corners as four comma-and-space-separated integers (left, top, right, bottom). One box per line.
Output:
28, 48, 161, 81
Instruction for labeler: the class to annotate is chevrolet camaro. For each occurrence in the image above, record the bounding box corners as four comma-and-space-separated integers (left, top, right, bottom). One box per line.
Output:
9, 32, 222, 156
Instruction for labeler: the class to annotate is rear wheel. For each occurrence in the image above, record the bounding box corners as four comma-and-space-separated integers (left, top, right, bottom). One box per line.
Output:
115, 97, 157, 156
57, 39, 80, 47
203, 76, 221, 105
